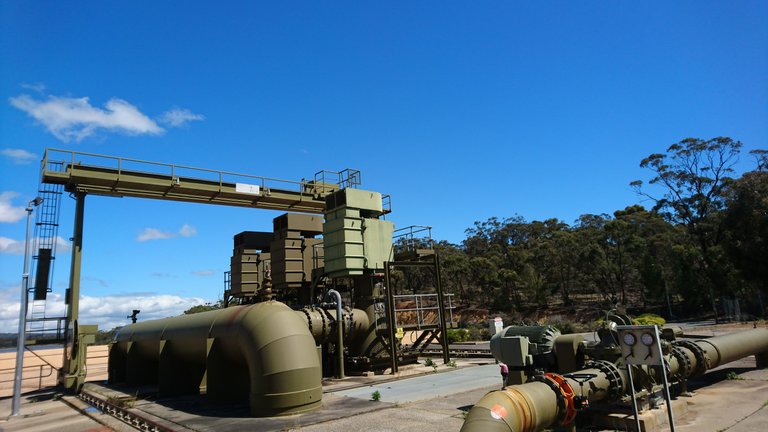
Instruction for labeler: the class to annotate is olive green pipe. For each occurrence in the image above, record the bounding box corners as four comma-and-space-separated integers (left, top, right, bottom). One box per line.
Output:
695, 328, 768, 369
462, 328, 768, 432
111, 301, 321, 417
461, 365, 624, 432
297, 306, 370, 344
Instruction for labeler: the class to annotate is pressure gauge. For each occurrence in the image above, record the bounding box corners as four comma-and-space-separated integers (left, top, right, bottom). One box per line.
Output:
641, 332, 655, 346
623, 332, 637, 346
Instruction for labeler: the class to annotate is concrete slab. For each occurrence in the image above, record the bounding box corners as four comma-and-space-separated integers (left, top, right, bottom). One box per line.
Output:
661, 357, 768, 432
71, 360, 501, 432
333, 364, 500, 404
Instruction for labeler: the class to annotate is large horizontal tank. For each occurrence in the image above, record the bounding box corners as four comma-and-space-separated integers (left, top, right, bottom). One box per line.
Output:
109, 301, 321, 416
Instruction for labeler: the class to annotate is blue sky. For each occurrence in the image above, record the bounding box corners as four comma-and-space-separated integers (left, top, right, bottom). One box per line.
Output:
1, 1, 766, 332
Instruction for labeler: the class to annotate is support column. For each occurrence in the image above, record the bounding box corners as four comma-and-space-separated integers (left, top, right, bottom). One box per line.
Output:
61, 191, 85, 390
434, 253, 450, 365
384, 262, 398, 374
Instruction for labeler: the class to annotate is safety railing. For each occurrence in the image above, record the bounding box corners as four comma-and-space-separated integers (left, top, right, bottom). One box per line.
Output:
392, 293, 455, 329
25, 316, 67, 342
0, 346, 109, 397
0, 364, 56, 394
314, 168, 362, 190
41, 148, 351, 197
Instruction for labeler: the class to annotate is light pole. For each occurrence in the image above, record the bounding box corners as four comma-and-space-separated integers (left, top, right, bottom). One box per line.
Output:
11, 197, 43, 417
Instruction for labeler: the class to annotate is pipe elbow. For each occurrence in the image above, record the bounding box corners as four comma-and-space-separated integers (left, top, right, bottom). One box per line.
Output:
238, 301, 322, 416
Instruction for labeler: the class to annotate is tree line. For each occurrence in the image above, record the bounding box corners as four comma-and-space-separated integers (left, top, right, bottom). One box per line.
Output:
433, 138, 767, 322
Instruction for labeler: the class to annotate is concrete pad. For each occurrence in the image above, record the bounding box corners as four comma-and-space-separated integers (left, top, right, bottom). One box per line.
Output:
662, 358, 768, 432
334, 364, 500, 403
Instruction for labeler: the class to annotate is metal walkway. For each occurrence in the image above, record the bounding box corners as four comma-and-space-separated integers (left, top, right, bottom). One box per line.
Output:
40, 149, 344, 214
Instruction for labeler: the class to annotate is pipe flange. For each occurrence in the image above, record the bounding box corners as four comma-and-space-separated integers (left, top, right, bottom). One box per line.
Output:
319, 306, 329, 337
531, 373, 569, 425
301, 307, 313, 334
674, 340, 709, 377
671, 345, 692, 379
583, 360, 624, 401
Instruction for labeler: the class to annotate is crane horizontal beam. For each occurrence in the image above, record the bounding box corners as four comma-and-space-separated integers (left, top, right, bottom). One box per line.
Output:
40, 149, 336, 214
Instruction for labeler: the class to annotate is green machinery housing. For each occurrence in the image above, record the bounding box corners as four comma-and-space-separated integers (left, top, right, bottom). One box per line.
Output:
36, 149, 454, 416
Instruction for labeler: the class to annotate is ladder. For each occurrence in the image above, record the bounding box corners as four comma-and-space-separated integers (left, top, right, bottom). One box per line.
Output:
26, 161, 65, 342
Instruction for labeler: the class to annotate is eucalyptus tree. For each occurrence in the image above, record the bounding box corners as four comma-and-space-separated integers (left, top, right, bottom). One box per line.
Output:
631, 137, 742, 320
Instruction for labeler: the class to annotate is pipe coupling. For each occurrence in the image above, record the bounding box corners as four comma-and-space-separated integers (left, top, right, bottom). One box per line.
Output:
580, 360, 624, 401
674, 340, 710, 377
530, 373, 576, 426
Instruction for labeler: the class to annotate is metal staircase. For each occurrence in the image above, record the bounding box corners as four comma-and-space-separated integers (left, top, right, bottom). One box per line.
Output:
26, 161, 66, 343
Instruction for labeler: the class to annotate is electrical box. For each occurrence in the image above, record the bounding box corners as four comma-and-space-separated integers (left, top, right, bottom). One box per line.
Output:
323, 188, 393, 278
498, 336, 533, 368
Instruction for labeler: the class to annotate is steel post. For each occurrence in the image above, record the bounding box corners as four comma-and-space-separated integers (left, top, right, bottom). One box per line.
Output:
61, 192, 84, 390
656, 326, 676, 431
327, 289, 345, 379
384, 261, 398, 374
11, 201, 37, 416
434, 253, 450, 364
626, 365, 642, 432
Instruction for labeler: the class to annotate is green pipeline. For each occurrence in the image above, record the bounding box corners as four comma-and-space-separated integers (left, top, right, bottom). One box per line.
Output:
461, 328, 768, 432
111, 301, 322, 417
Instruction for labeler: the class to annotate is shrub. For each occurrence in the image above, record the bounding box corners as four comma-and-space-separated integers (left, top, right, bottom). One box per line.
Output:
634, 313, 666, 326
447, 328, 471, 343
544, 316, 588, 334
371, 390, 381, 401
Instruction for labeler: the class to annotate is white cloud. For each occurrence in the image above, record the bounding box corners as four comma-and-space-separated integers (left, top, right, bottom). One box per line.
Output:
9, 94, 164, 142
20, 82, 46, 93
137, 224, 197, 242
0, 235, 71, 255
192, 270, 215, 277
137, 228, 175, 242
179, 224, 197, 237
0, 237, 26, 254
0, 289, 211, 333
0, 192, 26, 223
1, 148, 37, 165
158, 108, 205, 127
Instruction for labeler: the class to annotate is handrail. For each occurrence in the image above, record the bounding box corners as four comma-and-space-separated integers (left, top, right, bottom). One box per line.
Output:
42, 148, 348, 192
392, 293, 455, 329
393, 225, 434, 251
